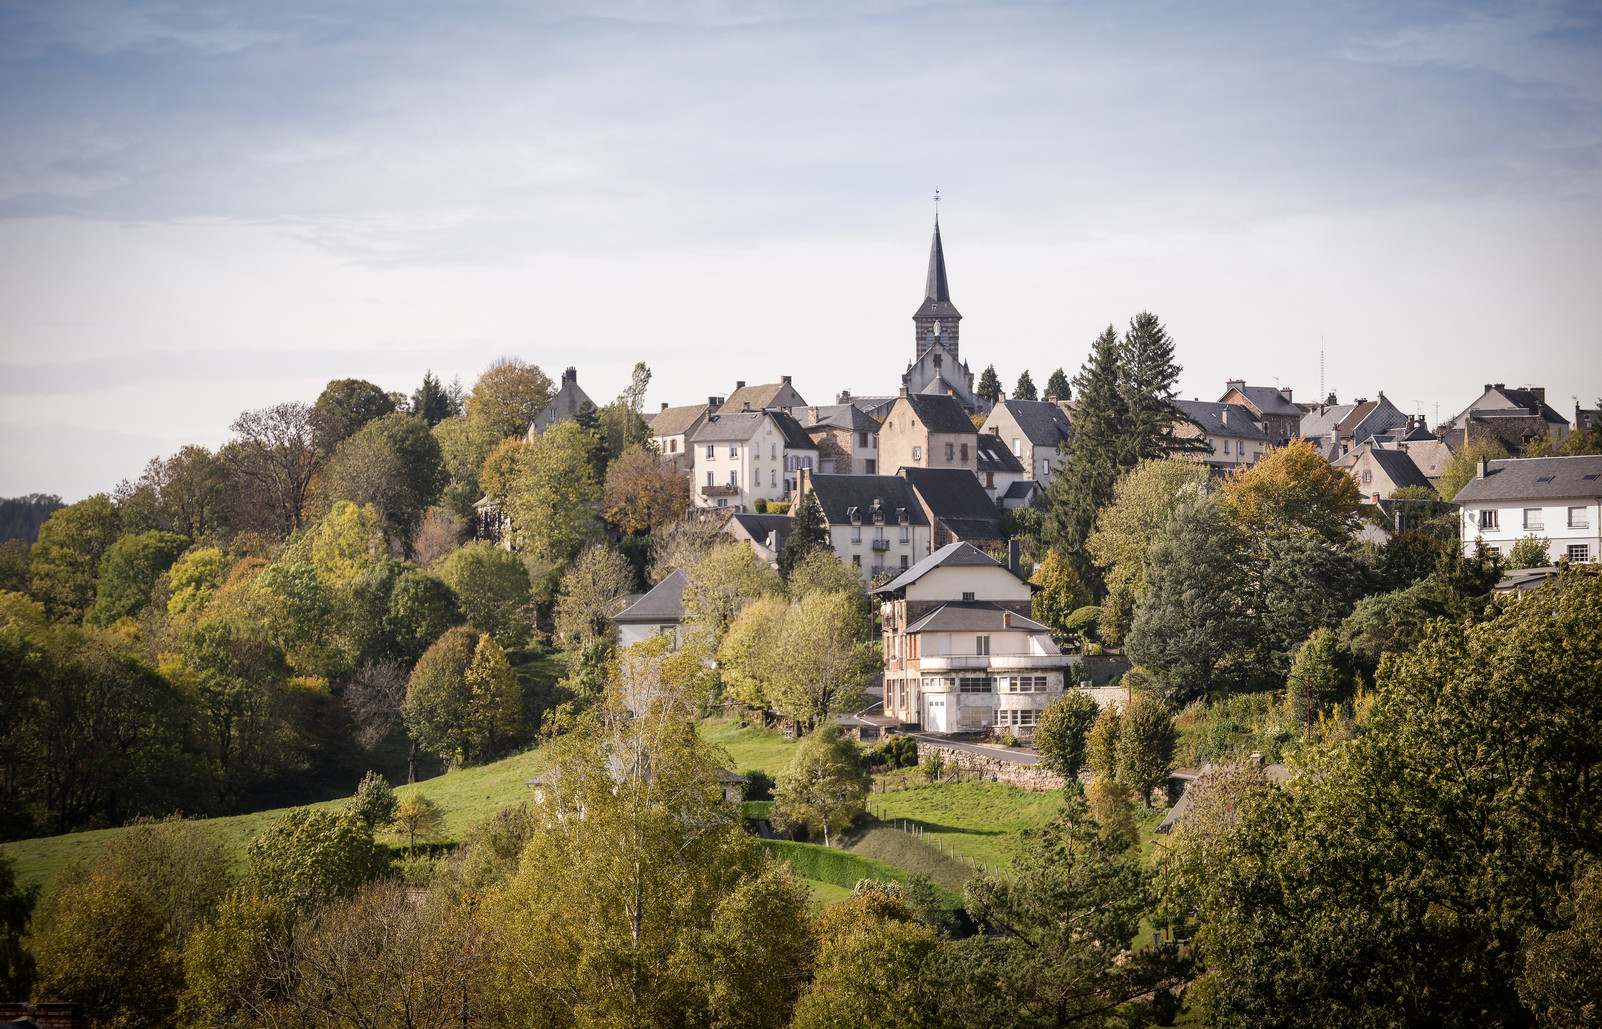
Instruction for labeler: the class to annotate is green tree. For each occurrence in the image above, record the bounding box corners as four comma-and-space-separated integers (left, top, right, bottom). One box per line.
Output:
1126, 497, 1253, 703
1257, 534, 1376, 672
411, 369, 456, 427
717, 595, 791, 710
1115, 691, 1177, 807
976, 364, 1003, 404
791, 887, 935, 1028
683, 542, 783, 643
404, 626, 519, 766
1043, 367, 1071, 403
1030, 548, 1091, 640
1086, 706, 1121, 783
1220, 437, 1362, 548
177, 891, 290, 1029
312, 377, 397, 451
507, 419, 603, 561
431, 414, 501, 520
390, 793, 444, 856
1034, 691, 1101, 781
32, 865, 182, 1029
1287, 627, 1358, 709
1439, 432, 1513, 501
0, 539, 28, 594
246, 808, 377, 913
1086, 457, 1210, 597
1047, 327, 1127, 590
466, 357, 554, 442
768, 591, 877, 728
1519, 867, 1602, 1027
385, 567, 464, 665
310, 500, 387, 585
773, 723, 870, 847
86, 529, 191, 626
324, 412, 449, 549
166, 546, 231, 618
28, 494, 121, 622
1013, 369, 1038, 401
1510, 533, 1552, 568
93, 817, 231, 949
0, 852, 38, 1001
464, 633, 522, 759
436, 540, 533, 648
346, 770, 398, 831
779, 492, 830, 578
552, 544, 637, 648
1119, 311, 1200, 463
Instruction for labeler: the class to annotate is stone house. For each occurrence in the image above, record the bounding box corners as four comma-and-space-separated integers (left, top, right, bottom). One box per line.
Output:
1443, 383, 1571, 456
878, 391, 980, 477
980, 399, 1073, 488
722, 511, 793, 567
874, 542, 1070, 735
647, 400, 714, 475
688, 408, 818, 512
794, 471, 933, 582
801, 403, 882, 474
1299, 393, 1411, 459
1171, 400, 1270, 473
1336, 442, 1434, 498
1219, 381, 1303, 445
528, 367, 594, 437
723, 376, 807, 415
901, 466, 1006, 548
1455, 454, 1602, 565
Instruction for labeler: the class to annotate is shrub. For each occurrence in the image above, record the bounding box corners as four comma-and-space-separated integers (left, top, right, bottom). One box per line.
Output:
346, 770, 398, 831
742, 769, 775, 801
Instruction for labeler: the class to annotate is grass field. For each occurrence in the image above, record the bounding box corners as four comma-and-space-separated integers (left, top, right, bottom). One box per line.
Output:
864, 778, 1065, 870
842, 824, 971, 892
699, 716, 798, 776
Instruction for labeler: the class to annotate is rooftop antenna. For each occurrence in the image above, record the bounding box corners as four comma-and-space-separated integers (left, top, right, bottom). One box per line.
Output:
1319, 335, 1325, 403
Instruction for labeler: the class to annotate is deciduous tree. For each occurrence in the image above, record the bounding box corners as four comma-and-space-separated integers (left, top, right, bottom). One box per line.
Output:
466, 357, 554, 442
312, 378, 397, 451
1086, 458, 1210, 597
86, 529, 190, 626
247, 808, 377, 914
1221, 437, 1361, 548
773, 723, 869, 847
603, 443, 689, 533
552, 543, 637, 648
324, 412, 448, 549
1115, 691, 1177, 807
1034, 690, 1101, 780
1030, 548, 1090, 639
506, 419, 603, 561
28, 494, 121, 622
226, 401, 323, 534
437, 540, 533, 648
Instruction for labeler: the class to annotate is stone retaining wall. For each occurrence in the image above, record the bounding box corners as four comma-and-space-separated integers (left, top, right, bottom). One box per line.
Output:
914, 742, 1067, 791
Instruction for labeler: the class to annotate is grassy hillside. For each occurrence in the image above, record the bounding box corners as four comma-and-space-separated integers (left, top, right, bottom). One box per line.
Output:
866, 779, 1064, 870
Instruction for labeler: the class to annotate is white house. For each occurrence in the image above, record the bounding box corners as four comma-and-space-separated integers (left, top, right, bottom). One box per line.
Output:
873, 542, 1071, 736
647, 400, 714, 475
1454, 455, 1602, 565
979, 399, 1072, 488
611, 569, 689, 648
795, 471, 933, 583
688, 408, 818, 512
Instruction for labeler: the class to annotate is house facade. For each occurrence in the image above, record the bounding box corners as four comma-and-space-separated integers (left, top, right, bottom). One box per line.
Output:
980, 399, 1072, 488
975, 433, 1030, 505
1444, 384, 1570, 456
647, 400, 714, 475
802, 404, 882, 475
1219, 381, 1303, 445
875, 542, 1070, 735
1336, 442, 1434, 498
878, 391, 980, 477
688, 409, 818, 512
528, 367, 595, 437
795, 471, 933, 582
723, 377, 807, 415
612, 569, 689, 648
1454, 455, 1602, 565
1171, 400, 1270, 473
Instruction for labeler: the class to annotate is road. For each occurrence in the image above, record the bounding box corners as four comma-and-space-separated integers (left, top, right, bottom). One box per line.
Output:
838, 707, 1044, 766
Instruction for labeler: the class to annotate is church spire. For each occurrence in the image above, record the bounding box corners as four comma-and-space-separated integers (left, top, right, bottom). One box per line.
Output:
913, 216, 961, 358
925, 218, 951, 304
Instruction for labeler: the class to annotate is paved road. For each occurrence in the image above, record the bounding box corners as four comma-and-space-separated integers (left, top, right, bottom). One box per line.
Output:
901, 732, 1042, 765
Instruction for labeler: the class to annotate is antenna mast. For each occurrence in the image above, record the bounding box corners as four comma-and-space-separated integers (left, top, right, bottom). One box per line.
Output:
1319, 336, 1325, 403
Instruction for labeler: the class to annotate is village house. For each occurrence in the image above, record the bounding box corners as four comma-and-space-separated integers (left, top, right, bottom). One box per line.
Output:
1298, 393, 1410, 458
723, 376, 807, 415
980, 399, 1073, 488
1398, 438, 1455, 489
1455, 455, 1602, 565
688, 408, 818, 512
878, 390, 980, 477
975, 432, 1032, 507
722, 511, 793, 567
874, 542, 1070, 735
1336, 441, 1434, 498
528, 366, 594, 437
646, 400, 714, 475
901, 466, 1006, 548
612, 568, 689, 648
1443, 383, 1571, 456
1219, 380, 1304, 445
794, 471, 932, 582
1171, 399, 1270, 473
801, 403, 882, 474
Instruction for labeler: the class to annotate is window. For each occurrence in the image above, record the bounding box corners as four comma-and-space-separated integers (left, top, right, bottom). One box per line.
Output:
1524, 508, 1545, 531
900, 526, 910, 542
728, 471, 737, 486
946, 442, 955, 461
960, 443, 968, 462
706, 472, 714, 487
752, 467, 761, 486
669, 439, 678, 453
1570, 544, 1591, 562
975, 635, 990, 656
729, 444, 738, 458
865, 459, 876, 474
1012, 438, 1021, 456
770, 444, 777, 459
1002, 676, 1047, 692
1536, 475, 1554, 483
986, 472, 994, 487
1001, 709, 1039, 727
717, 498, 727, 507
1570, 506, 1590, 529
860, 432, 869, 448
852, 554, 861, 568
912, 446, 922, 460
706, 444, 715, 459
900, 555, 909, 570
958, 677, 994, 693
1223, 440, 1231, 455
962, 591, 975, 602
1362, 469, 1371, 484
771, 470, 777, 487
1479, 509, 1499, 529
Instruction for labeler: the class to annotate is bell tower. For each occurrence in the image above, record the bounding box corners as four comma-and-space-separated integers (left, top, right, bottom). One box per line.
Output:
912, 218, 961, 362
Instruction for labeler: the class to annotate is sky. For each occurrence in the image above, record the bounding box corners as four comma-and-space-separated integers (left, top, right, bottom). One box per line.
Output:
1, 0, 1599, 500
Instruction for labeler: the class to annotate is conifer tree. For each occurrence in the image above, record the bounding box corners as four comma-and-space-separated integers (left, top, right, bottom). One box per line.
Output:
1120, 312, 1202, 461
411, 370, 454, 427
976, 364, 1003, 404
1047, 326, 1128, 590
1013, 370, 1038, 401
779, 493, 829, 578
1043, 367, 1071, 402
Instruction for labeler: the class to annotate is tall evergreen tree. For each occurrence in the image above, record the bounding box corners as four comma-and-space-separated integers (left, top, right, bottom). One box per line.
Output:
411, 371, 453, 427
1013, 370, 1038, 401
1119, 312, 1203, 461
976, 365, 1003, 404
1047, 326, 1128, 591
1043, 367, 1071, 402
779, 493, 829, 578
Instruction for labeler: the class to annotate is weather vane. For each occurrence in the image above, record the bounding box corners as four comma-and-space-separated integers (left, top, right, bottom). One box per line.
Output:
933, 188, 941, 219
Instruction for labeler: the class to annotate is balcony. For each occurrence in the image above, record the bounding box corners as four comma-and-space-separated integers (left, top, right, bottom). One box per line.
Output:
871, 539, 891, 551
700, 484, 740, 498
917, 653, 1068, 672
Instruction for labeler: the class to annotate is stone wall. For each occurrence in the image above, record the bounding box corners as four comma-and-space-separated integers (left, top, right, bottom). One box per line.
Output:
914, 741, 1067, 791
0, 1004, 84, 1029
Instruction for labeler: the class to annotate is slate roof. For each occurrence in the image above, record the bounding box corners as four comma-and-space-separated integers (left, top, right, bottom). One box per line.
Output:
530, 368, 595, 435
904, 601, 1052, 635
804, 475, 928, 526
1001, 480, 1042, 500
1223, 384, 1304, 418
975, 433, 1025, 474
613, 569, 690, 625
1400, 440, 1454, 481
873, 541, 1007, 594
727, 513, 794, 552
913, 219, 961, 321
995, 399, 1073, 447
648, 404, 709, 437
688, 409, 817, 451
902, 467, 1004, 523
1172, 400, 1269, 441
1368, 448, 1433, 492
1449, 455, 1602, 504
1298, 403, 1359, 442
724, 381, 805, 411
801, 404, 881, 433
771, 410, 819, 452
1453, 386, 1569, 427
901, 393, 980, 435
1341, 396, 1410, 441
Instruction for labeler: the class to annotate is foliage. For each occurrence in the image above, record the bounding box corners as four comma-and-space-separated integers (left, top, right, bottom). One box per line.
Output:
466, 356, 554, 442
683, 542, 783, 643
1086, 706, 1120, 783
28, 494, 122, 622
0, 539, 27, 594
1029, 548, 1090, 639
976, 364, 1002, 404
1287, 627, 1359, 708
307, 500, 385, 585
246, 807, 377, 913
32, 864, 183, 1029
85, 529, 191, 626
1525, 409, 1602, 458
1439, 432, 1513, 500
430, 413, 501, 519
1221, 436, 1361, 547
384, 566, 464, 666
436, 540, 533, 648
1114, 691, 1177, 807
1119, 311, 1202, 464
312, 377, 397, 450
391, 793, 445, 856
506, 418, 604, 561
791, 887, 936, 1028
603, 443, 689, 533
1338, 544, 1501, 676
404, 626, 523, 767
774, 724, 871, 847
409, 505, 464, 568
717, 594, 791, 710
0, 852, 38, 1001
780, 492, 830, 578
346, 770, 398, 831
1126, 497, 1253, 703
410, 369, 458, 427
1043, 367, 1071, 402
1086, 457, 1210, 597
552, 543, 637, 648
1519, 867, 1602, 1027
1033, 690, 1101, 780
1013, 369, 1038, 401
1510, 532, 1552, 568
324, 411, 449, 548
766, 591, 877, 727
742, 769, 776, 801
225, 401, 323, 534
93, 816, 231, 949
177, 890, 291, 1028
1256, 534, 1376, 672
1047, 326, 1128, 591
165, 546, 231, 618
0, 493, 65, 545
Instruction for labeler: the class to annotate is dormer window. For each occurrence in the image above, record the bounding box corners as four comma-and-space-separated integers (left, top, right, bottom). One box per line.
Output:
848, 506, 861, 525
896, 507, 907, 525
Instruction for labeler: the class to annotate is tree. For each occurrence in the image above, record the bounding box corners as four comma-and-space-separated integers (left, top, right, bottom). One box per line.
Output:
773, 723, 870, 847
1085, 458, 1210, 597
1257, 534, 1376, 672
93, 817, 232, 949
166, 546, 231, 618
1086, 706, 1121, 782
1034, 691, 1101, 780
682, 542, 782, 643
390, 793, 444, 856
346, 658, 409, 751
1519, 867, 1602, 1027
552, 544, 637, 647
324, 412, 448, 549
436, 540, 534, 648
604, 444, 689, 534
246, 808, 377, 913
384, 567, 464, 665
0, 492, 64, 544
1287, 627, 1358, 709
1510, 533, 1552, 568
411, 369, 456, 427
85, 529, 190, 626
976, 364, 1002, 404
717, 595, 791, 710
346, 770, 398, 831
225, 401, 323, 534
0, 853, 38, 1001
176, 890, 291, 1029
1047, 327, 1128, 590
464, 633, 522, 759
117, 447, 228, 539
1439, 432, 1513, 500
32, 865, 183, 1029
1115, 691, 1176, 807
405, 627, 519, 766
1126, 497, 1253, 703
312, 378, 397, 451
767, 591, 876, 727
779, 492, 829, 577
1220, 438, 1361, 548
431, 414, 500, 519
506, 419, 604, 560
309, 500, 386, 585
1013, 369, 1038, 401
410, 505, 464, 568
0, 540, 27, 594
1043, 367, 1071, 402
1030, 549, 1090, 639
466, 357, 554, 442
791, 886, 935, 1028
1118, 311, 1199, 463
28, 494, 121, 622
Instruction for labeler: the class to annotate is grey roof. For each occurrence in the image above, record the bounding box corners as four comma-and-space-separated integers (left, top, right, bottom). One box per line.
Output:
1171, 400, 1270, 442
1449, 455, 1602, 504
913, 219, 960, 321
873, 541, 1008, 594
1001, 480, 1042, 500
727, 512, 794, 551
612, 569, 689, 624
1341, 396, 1410, 441
904, 601, 1053, 635
530, 369, 595, 435
689, 409, 817, 450
1299, 403, 1359, 442
994, 399, 1073, 447
804, 475, 928, 527
975, 433, 1025, 474
1454, 386, 1569, 427
801, 404, 881, 433
1367, 448, 1433, 492
1400, 439, 1454, 480
770, 409, 818, 452
901, 392, 980, 435
648, 404, 709, 437
902, 467, 1004, 524
1222, 384, 1304, 418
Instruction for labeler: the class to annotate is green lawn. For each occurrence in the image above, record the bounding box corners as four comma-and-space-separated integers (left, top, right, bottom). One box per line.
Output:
698, 716, 798, 777
864, 776, 1065, 870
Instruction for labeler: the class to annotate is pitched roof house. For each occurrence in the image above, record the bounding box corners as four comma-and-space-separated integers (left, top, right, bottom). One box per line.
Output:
612, 568, 690, 648
1444, 383, 1571, 456
980, 399, 1073, 488
801, 403, 882, 475
900, 466, 1005, 548
1171, 400, 1270, 473
528, 367, 595, 437
794, 471, 932, 583
689, 409, 818, 512
722, 512, 794, 567
1219, 381, 1303, 445
878, 391, 980, 477
1299, 393, 1410, 458
1336, 442, 1434, 498
1453, 455, 1602, 565
647, 401, 714, 472
723, 377, 807, 414
975, 432, 1031, 507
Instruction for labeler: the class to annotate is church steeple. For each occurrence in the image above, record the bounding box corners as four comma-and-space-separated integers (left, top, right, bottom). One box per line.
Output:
913, 217, 961, 359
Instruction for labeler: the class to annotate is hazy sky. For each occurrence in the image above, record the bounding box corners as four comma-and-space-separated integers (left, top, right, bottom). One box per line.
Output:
2, 0, 1599, 500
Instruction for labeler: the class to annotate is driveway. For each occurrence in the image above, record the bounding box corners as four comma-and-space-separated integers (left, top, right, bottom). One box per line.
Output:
899, 730, 1042, 766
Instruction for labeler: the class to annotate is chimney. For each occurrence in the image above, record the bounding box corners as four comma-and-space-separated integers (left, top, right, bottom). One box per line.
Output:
1484, 384, 1494, 393
1378, 390, 1385, 398
1227, 379, 1245, 391
898, 384, 908, 399
781, 375, 792, 386
736, 380, 746, 390
1279, 387, 1293, 401
1007, 538, 1020, 577
1477, 455, 1489, 478
708, 396, 722, 413
1371, 493, 1381, 506
660, 402, 669, 411
564, 366, 577, 384
1494, 382, 1505, 391
1529, 386, 1546, 403
808, 405, 819, 423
